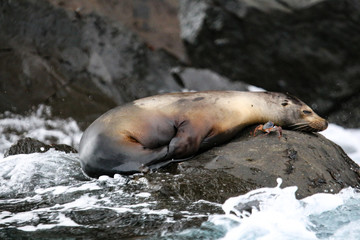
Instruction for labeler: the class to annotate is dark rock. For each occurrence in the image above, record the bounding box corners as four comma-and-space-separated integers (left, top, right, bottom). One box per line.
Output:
171, 67, 249, 91
327, 94, 360, 128
145, 168, 259, 203
179, 0, 360, 127
4, 137, 77, 157
145, 127, 360, 201
51, 143, 78, 154
47, 0, 185, 61
4, 138, 50, 157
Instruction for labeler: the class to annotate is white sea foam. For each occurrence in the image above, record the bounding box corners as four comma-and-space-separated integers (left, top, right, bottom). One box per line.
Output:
34, 182, 102, 195
0, 150, 82, 196
320, 123, 360, 164
142, 208, 172, 215
0, 190, 133, 231
209, 180, 360, 240
248, 85, 266, 92
301, 192, 347, 216
136, 192, 151, 198
331, 219, 360, 239
219, 179, 316, 239
18, 214, 80, 232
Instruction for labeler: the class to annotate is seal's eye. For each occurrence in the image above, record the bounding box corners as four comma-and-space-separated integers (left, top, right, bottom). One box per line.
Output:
303, 110, 312, 114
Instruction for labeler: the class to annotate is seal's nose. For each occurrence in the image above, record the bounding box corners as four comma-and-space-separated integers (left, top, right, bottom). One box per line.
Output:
309, 118, 328, 132
321, 120, 328, 131
324, 120, 328, 128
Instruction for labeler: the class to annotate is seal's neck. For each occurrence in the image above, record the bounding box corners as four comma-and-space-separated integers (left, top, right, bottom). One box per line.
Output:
230, 92, 281, 126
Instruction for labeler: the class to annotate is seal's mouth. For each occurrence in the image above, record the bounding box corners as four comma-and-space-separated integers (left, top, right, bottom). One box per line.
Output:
287, 120, 328, 132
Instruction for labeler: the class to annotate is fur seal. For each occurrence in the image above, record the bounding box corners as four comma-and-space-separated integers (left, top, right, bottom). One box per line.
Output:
79, 91, 328, 177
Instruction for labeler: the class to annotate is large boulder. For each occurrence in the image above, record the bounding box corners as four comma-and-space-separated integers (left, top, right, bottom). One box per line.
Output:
146, 127, 360, 201
179, 0, 360, 128
46, 0, 185, 61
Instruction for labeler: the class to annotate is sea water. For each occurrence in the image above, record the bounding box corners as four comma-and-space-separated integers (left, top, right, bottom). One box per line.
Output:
160, 180, 360, 240
1, 106, 360, 239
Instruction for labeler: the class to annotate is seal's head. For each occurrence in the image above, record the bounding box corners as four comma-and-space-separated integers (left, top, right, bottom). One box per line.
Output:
266, 92, 328, 132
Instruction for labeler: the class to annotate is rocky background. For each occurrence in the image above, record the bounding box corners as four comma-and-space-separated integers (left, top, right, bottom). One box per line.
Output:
1, 0, 359, 129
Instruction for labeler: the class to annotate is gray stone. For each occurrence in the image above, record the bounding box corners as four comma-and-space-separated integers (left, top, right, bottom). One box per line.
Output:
170, 67, 249, 91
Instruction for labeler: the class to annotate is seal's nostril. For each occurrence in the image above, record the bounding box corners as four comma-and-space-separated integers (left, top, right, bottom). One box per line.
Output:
322, 120, 328, 130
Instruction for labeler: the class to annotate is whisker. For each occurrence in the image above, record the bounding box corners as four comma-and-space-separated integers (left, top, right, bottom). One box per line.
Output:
288, 122, 319, 132
288, 122, 305, 127
291, 124, 307, 130
292, 123, 307, 127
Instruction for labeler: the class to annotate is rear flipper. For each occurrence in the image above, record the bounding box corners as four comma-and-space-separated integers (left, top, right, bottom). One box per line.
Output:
145, 120, 206, 169
169, 120, 206, 157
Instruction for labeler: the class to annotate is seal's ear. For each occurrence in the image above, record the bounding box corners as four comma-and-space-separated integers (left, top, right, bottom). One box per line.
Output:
285, 92, 302, 105
281, 99, 289, 106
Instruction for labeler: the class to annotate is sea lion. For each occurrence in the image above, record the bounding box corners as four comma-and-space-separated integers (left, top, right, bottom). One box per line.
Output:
79, 91, 328, 178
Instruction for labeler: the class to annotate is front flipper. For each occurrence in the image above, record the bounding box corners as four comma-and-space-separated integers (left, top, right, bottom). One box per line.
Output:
143, 120, 206, 170
166, 120, 205, 160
